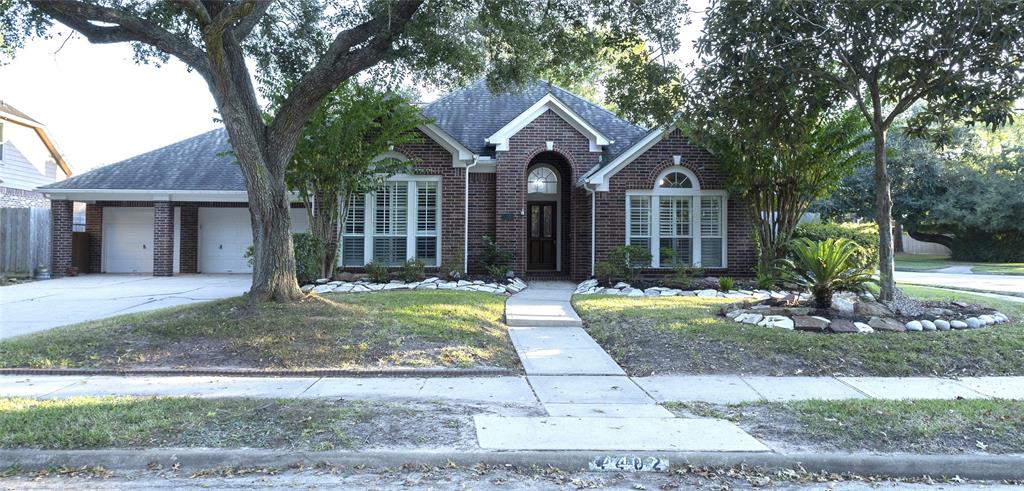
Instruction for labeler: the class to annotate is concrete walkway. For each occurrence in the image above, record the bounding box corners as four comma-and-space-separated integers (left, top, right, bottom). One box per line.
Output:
0, 274, 252, 339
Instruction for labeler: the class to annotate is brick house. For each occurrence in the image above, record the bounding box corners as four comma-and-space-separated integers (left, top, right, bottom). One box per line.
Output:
1, 101, 73, 208
41, 80, 755, 279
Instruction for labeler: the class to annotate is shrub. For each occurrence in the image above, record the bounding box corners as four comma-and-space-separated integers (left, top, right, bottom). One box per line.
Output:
793, 221, 878, 267
719, 276, 735, 291
364, 260, 390, 283
486, 264, 510, 282
755, 270, 775, 290
604, 245, 653, 284
663, 265, 701, 289
479, 235, 514, 276
292, 233, 324, 285
397, 257, 425, 282
778, 238, 877, 308
595, 261, 619, 285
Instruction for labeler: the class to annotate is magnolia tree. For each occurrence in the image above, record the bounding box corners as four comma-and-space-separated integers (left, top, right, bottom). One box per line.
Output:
693, 0, 1024, 300
283, 82, 427, 278
3, 0, 688, 302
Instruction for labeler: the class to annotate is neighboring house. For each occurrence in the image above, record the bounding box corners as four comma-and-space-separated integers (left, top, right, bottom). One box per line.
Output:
0, 101, 73, 207
40, 80, 755, 279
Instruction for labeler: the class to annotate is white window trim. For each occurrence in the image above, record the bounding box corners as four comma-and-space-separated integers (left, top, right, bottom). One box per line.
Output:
341, 175, 442, 267
626, 167, 727, 268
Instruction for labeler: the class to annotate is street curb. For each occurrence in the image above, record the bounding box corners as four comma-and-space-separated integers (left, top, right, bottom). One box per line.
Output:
0, 367, 517, 378
2, 448, 1023, 481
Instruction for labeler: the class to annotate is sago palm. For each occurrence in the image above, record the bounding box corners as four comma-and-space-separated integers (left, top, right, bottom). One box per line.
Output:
778, 238, 877, 308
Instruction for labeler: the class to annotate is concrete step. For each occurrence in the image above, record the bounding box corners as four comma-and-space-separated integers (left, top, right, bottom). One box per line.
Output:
474, 416, 770, 451
510, 327, 624, 375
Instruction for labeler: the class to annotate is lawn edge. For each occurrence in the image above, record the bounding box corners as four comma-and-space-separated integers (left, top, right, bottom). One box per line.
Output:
3, 448, 1024, 480
0, 367, 518, 378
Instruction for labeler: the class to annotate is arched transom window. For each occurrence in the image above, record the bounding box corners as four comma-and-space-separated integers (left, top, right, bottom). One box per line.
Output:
528, 166, 558, 194
658, 171, 693, 189
626, 166, 727, 269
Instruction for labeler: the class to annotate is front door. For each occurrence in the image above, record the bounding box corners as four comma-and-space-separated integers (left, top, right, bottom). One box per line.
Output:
527, 202, 557, 270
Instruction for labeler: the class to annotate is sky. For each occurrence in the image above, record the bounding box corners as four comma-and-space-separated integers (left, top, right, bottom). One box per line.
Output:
0, 3, 707, 174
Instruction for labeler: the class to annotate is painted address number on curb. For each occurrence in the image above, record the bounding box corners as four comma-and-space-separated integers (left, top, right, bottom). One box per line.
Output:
589, 455, 669, 472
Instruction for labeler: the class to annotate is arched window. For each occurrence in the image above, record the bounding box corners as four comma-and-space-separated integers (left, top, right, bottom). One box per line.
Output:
528, 166, 558, 194
658, 171, 693, 189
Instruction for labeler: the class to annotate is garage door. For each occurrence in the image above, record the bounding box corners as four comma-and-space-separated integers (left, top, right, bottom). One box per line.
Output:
103, 208, 154, 273
198, 207, 309, 273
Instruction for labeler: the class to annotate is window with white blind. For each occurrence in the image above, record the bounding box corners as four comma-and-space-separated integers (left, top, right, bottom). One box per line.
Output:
624, 167, 727, 268
339, 178, 441, 267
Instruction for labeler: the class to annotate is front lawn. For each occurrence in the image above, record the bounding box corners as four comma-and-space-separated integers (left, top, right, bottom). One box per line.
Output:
668, 399, 1024, 454
0, 291, 519, 370
574, 285, 1024, 377
895, 253, 1024, 275
0, 397, 483, 450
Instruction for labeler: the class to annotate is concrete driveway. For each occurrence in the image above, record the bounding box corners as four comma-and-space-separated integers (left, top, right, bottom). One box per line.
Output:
894, 270, 1024, 297
0, 275, 252, 340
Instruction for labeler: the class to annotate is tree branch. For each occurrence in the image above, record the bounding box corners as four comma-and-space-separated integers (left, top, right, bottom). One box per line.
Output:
29, 0, 211, 80
233, 1, 271, 40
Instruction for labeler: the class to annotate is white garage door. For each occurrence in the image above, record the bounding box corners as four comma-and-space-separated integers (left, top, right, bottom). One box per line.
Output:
103, 208, 154, 273
198, 207, 310, 273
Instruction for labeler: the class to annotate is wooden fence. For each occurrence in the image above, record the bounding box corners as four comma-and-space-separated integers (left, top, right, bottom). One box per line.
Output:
901, 233, 952, 256
0, 207, 50, 276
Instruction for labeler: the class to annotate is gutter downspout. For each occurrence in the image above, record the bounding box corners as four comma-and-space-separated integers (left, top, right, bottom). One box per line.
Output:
584, 183, 597, 278
463, 155, 479, 275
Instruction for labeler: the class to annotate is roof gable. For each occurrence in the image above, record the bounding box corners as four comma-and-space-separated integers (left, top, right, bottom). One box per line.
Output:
486, 93, 611, 152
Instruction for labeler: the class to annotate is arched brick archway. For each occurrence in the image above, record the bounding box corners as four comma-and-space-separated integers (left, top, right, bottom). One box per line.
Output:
525, 152, 573, 274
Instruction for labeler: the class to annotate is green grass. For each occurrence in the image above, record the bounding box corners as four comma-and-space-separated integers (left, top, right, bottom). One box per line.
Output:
574, 286, 1024, 376
668, 399, 1024, 454
0, 397, 406, 450
0, 291, 518, 370
895, 253, 1024, 275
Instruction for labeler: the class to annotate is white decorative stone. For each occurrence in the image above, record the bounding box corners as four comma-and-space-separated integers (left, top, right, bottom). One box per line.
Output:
627, 289, 645, 297
725, 310, 744, 319
416, 283, 438, 290
613, 282, 630, 289
315, 278, 330, 284
905, 320, 923, 332
965, 317, 982, 329
831, 296, 855, 314
457, 280, 471, 287
978, 315, 995, 326
333, 283, 354, 293
950, 320, 968, 330
368, 283, 385, 291
472, 280, 485, 285
301, 284, 316, 293
920, 320, 936, 331
934, 319, 950, 331
327, 281, 342, 286
644, 288, 661, 296
758, 315, 794, 330
697, 289, 718, 298
854, 322, 874, 333
738, 313, 763, 325
437, 282, 456, 290
312, 284, 334, 294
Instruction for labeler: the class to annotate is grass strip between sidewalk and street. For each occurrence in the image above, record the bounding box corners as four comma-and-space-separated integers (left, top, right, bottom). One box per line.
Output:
0, 291, 519, 371
667, 399, 1024, 454
0, 397, 485, 450
574, 285, 1024, 377
895, 254, 1024, 275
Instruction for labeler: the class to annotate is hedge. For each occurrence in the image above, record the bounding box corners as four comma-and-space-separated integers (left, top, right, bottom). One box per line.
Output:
793, 221, 879, 267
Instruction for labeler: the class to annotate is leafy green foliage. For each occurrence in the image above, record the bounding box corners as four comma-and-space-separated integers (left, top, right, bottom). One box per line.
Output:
292, 233, 324, 285
778, 238, 877, 309
718, 277, 734, 292
793, 222, 879, 269
478, 235, 513, 279
364, 260, 390, 284
397, 258, 425, 283
601, 245, 653, 284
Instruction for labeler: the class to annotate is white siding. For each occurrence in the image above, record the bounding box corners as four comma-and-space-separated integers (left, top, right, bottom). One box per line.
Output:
0, 122, 64, 191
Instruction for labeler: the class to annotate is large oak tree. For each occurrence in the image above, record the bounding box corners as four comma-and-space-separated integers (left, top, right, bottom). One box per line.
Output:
3, 0, 686, 301
692, 0, 1024, 300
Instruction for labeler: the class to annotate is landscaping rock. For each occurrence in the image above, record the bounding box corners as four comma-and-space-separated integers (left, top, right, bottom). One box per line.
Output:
905, 320, 923, 332
979, 314, 995, 326
312, 284, 334, 294
737, 313, 763, 325
920, 320, 937, 331
831, 295, 855, 314
950, 320, 969, 330
868, 316, 906, 332
697, 289, 718, 298
965, 317, 982, 329
934, 319, 951, 331
827, 319, 859, 333
575, 279, 598, 293
613, 282, 630, 289
792, 315, 830, 332
854, 301, 894, 317
300, 284, 316, 293
725, 310, 744, 320
457, 280, 471, 287
315, 278, 330, 284
758, 315, 794, 329
627, 289, 645, 297
416, 283, 438, 290
333, 283, 354, 293
854, 322, 874, 333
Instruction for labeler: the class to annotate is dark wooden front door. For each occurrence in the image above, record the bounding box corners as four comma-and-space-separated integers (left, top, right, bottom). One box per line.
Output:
527, 202, 557, 270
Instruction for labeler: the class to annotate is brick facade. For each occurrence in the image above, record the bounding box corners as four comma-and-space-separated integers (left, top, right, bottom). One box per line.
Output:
153, 201, 174, 276
467, 172, 496, 274
50, 200, 73, 277
179, 204, 198, 274
85, 203, 103, 274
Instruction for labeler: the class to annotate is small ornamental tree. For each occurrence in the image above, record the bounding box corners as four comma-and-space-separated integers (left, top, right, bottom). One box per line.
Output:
4, 0, 689, 302
694, 0, 1024, 301
283, 82, 427, 279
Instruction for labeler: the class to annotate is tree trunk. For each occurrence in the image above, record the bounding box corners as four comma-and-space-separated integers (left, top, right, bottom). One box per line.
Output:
247, 180, 304, 302
308, 191, 339, 278
893, 222, 904, 253
872, 128, 896, 301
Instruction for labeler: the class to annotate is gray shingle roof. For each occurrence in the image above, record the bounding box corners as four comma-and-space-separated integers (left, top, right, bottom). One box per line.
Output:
44, 81, 649, 191
41, 129, 245, 191
423, 79, 648, 159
